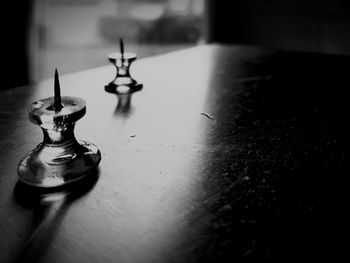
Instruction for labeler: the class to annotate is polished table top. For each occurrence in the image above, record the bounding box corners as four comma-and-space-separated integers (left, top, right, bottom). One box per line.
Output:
1, 44, 350, 262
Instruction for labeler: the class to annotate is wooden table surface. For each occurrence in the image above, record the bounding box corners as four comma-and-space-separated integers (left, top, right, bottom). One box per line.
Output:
1, 44, 350, 262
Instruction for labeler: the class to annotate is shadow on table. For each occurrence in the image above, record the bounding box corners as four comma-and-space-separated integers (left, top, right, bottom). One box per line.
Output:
13, 169, 100, 263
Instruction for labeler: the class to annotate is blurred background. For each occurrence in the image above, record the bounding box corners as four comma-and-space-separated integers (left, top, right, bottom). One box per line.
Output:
3, 0, 350, 89
29, 0, 205, 82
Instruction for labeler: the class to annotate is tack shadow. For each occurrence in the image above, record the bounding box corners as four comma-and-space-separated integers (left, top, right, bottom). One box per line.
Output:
13, 168, 100, 263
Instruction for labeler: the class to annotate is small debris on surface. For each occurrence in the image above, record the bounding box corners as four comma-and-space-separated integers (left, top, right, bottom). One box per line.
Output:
130, 135, 136, 138
200, 112, 215, 120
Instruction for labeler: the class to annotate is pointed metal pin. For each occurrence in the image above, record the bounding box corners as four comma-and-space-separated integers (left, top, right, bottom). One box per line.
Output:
54, 68, 63, 112
120, 38, 124, 60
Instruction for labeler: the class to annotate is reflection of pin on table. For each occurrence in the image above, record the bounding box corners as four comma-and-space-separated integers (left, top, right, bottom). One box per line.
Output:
115, 93, 132, 115
17, 69, 101, 188
105, 39, 143, 94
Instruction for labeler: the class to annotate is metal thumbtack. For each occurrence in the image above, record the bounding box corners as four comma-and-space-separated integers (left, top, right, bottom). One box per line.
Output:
105, 38, 143, 94
17, 69, 101, 188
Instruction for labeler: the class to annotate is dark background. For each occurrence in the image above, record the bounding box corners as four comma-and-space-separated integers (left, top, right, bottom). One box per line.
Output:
2, 1, 31, 89
207, 0, 350, 55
